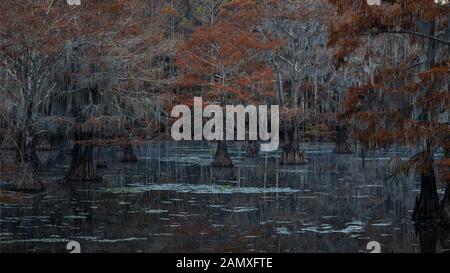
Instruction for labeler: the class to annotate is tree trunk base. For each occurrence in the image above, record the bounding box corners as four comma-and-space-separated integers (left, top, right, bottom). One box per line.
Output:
439, 185, 450, 228
212, 167, 236, 181
96, 161, 108, 169
121, 155, 138, 163
66, 144, 102, 182
212, 141, 234, 168
412, 167, 440, 221
246, 141, 260, 157
280, 149, 307, 165
415, 223, 438, 253
280, 141, 306, 165
334, 143, 352, 154
11, 163, 44, 192
121, 145, 138, 163
334, 124, 352, 154
66, 163, 102, 182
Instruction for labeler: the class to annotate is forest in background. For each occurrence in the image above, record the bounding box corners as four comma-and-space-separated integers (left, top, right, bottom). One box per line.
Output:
0, 0, 449, 227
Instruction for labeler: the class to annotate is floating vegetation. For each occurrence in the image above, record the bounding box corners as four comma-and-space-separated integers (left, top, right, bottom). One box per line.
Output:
0, 238, 70, 244
63, 215, 87, 220
0, 142, 427, 253
371, 222, 392, 227
221, 207, 258, 213
144, 209, 168, 214
93, 237, 148, 243
275, 227, 292, 235
300, 223, 365, 234
98, 183, 300, 195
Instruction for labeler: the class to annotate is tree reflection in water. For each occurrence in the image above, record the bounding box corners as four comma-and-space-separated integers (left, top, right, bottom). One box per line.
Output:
1, 142, 449, 253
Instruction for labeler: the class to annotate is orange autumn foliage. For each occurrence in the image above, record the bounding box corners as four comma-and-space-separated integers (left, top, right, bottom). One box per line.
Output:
176, 0, 280, 106
329, 0, 449, 182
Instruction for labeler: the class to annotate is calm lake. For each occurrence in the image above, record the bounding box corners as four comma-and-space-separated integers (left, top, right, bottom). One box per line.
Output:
1, 141, 449, 253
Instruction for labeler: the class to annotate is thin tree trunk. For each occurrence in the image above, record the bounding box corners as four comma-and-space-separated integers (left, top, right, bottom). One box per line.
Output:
275, 66, 285, 106
292, 79, 301, 109
361, 145, 366, 169
424, 19, 438, 69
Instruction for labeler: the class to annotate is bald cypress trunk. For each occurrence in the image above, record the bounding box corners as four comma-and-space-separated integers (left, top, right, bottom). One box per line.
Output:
11, 126, 44, 191
280, 127, 306, 165
410, 20, 439, 222
11, 162, 44, 192
246, 140, 260, 157
412, 161, 439, 221
96, 146, 107, 169
415, 224, 438, 253
334, 124, 352, 154
439, 185, 450, 227
439, 147, 450, 227
212, 140, 233, 167
121, 144, 138, 163
66, 143, 101, 182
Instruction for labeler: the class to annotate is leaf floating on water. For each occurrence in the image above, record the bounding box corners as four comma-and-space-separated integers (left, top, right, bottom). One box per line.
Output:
221, 207, 258, 213
144, 209, 168, 214
64, 215, 87, 219
371, 222, 392, 227
275, 227, 292, 235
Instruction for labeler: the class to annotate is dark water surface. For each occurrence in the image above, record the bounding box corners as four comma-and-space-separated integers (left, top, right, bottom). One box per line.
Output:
1, 142, 449, 253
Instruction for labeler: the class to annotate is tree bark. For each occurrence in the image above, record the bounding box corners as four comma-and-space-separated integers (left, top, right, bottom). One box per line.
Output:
438, 228, 450, 252
246, 140, 260, 157
412, 162, 440, 221
11, 162, 44, 192
334, 124, 352, 154
11, 125, 43, 191
280, 128, 306, 165
121, 144, 138, 163
415, 224, 438, 253
66, 143, 101, 182
361, 145, 366, 169
96, 146, 107, 168
439, 184, 450, 228
212, 140, 233, 167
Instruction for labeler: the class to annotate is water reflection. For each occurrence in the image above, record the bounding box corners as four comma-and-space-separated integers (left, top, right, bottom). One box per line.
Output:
1, 141, 449, 253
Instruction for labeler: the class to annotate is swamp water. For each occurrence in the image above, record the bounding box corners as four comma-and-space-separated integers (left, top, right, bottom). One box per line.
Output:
1, 141, 449, 253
